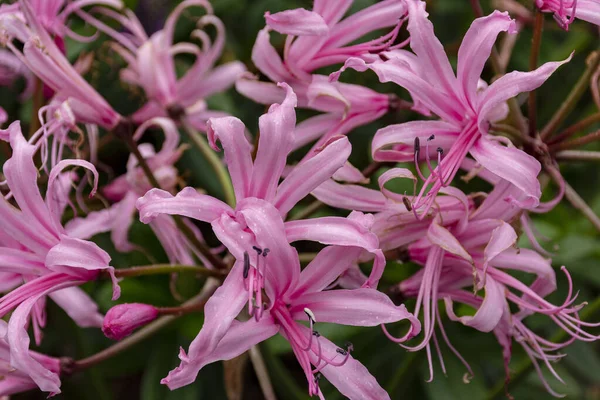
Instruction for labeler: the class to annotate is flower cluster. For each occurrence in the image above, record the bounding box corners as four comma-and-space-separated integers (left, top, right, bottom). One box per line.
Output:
0, 0, 599, 399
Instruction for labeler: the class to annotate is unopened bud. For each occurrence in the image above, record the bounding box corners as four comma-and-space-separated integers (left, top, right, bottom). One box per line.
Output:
102, 303, 159, 340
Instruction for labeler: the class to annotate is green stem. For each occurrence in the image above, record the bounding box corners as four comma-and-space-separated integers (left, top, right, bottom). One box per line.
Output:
540, 51, 600, 140
112, 264, 226, 279
181, 120, 236, 208
71, 282, 218, 372
485, 296, 600, 399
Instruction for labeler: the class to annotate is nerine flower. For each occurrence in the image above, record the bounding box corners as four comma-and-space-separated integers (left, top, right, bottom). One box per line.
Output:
336, 1, 570, 215
396, 182, 599, 393
0, 121, 120, 395
107, 0, 245, 131
237, 0, 408, 154
1, 0, 123, 129
536, 0, 600, 29
135, 85, 416, 397
0, 320, 61, 397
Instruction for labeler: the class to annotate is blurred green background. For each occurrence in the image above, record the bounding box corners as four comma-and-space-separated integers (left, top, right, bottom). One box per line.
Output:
1, 0, 600, 399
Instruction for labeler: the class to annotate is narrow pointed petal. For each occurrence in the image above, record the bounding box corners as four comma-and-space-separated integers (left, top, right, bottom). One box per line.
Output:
444, 276, 506, 332
265, 9, 329, 36
470, 137, 541, 208
207, 117, 253, 200
457, 11, 516, 105
293, 246, 363, 297
427, 221, 473, 263
248, 83, 297, 201
290, 288, 420, 329
312, 179, 388, 212
477, 55, 572, 130
251, 28, 292, 83
162, 260, 248, 389
49, 287, 104, 328
275, 136, 351, 215
136, 187, 232, 224
483, 221, 517, 273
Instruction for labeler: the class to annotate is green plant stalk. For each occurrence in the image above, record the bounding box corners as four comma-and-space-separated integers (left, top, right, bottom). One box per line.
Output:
541, 51, 600, 140
71, 280, 219, 372
555, 150, 600, 161
485, 296, 600, 399
111, 264, 226, 279
181, 120, 236, 208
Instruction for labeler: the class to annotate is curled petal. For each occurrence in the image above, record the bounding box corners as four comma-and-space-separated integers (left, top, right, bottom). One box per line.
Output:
265, 9, 329, 36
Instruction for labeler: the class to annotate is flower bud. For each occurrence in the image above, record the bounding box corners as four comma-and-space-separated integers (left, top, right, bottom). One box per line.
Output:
102, 303, 159, 340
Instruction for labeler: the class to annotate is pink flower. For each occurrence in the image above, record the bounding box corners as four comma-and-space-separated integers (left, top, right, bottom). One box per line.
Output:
336, 2, 570, 215
237, 0, 408, 154
102, 303, 159, 340
0, 320, 61, 397
107, 0, 245, 130
536, 0, 600, 29
134, 85, 414, 397
0, 121, 120, 395
1, 0, 123, 129
394, 183, 599, 393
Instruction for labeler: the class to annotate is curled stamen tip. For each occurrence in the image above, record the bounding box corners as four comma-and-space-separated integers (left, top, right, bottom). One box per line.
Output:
304, 307, 316, 324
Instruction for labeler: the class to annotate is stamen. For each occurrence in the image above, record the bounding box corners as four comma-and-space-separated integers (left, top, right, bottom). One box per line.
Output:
425, 135, 436, 178
436, 147, 445, 186
252, 246, 262, 255
304, 307, 316, 325
414, 137, 427, 181
243, 252, 250, 279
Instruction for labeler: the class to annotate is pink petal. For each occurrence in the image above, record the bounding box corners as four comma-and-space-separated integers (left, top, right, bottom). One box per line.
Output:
49, 287, 104, 328
207, 117, 253, 201
275, 136, 351, 215
457, 11, 516, 105
136, 187, 232, 224
372, 120, 460, 162
293, 246, 363, 297
312, 179, 388, 212
161, 260, 249, 389
248, 83, 297, 202
0, 248, 46, 276
178, 61, 246, 104
444, 275, 506, 332
575, 0, 600, 25
265, 9, 329, 36
405, 0, 458, 104
293, 113, 341, 150
477, 55, 572, 129
493, 248, 556, 297
427, 221, 473, 264
470, 137, 541, 207
313, 0, 353, 25
482, 221, 517, 275
64, 208, 114, 239
235, 75, 287, 106
251, 28, 293, 83
290, 288, 420, 329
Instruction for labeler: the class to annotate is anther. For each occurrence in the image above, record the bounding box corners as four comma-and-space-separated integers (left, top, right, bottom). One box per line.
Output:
428, 134, 435, 141
312, 330, 321, 337
345, 341, 354, 352
262, 248, 270, 257
402, 196, 413, 211
437, 147, 443, 155
252, 246, 262, 255
414, 137, 421, 153
314, 372, 322, 382
304, 307, 316, 324
243, 252, 250, 279
336, 348, 348, 355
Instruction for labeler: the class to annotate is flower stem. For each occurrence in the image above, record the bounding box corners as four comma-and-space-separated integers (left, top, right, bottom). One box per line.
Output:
181, 119, 236, 208
71, 280, 219, 372
547, 112, 600, 145
111, 264, 226, 279
528, 10, 544, 137
485, 296, 600, 399
555, 150, 600, 161
564, 181, 600, 232
550, 130, 600, 151
249, 345, 277, 400
541, 51, 600, 140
